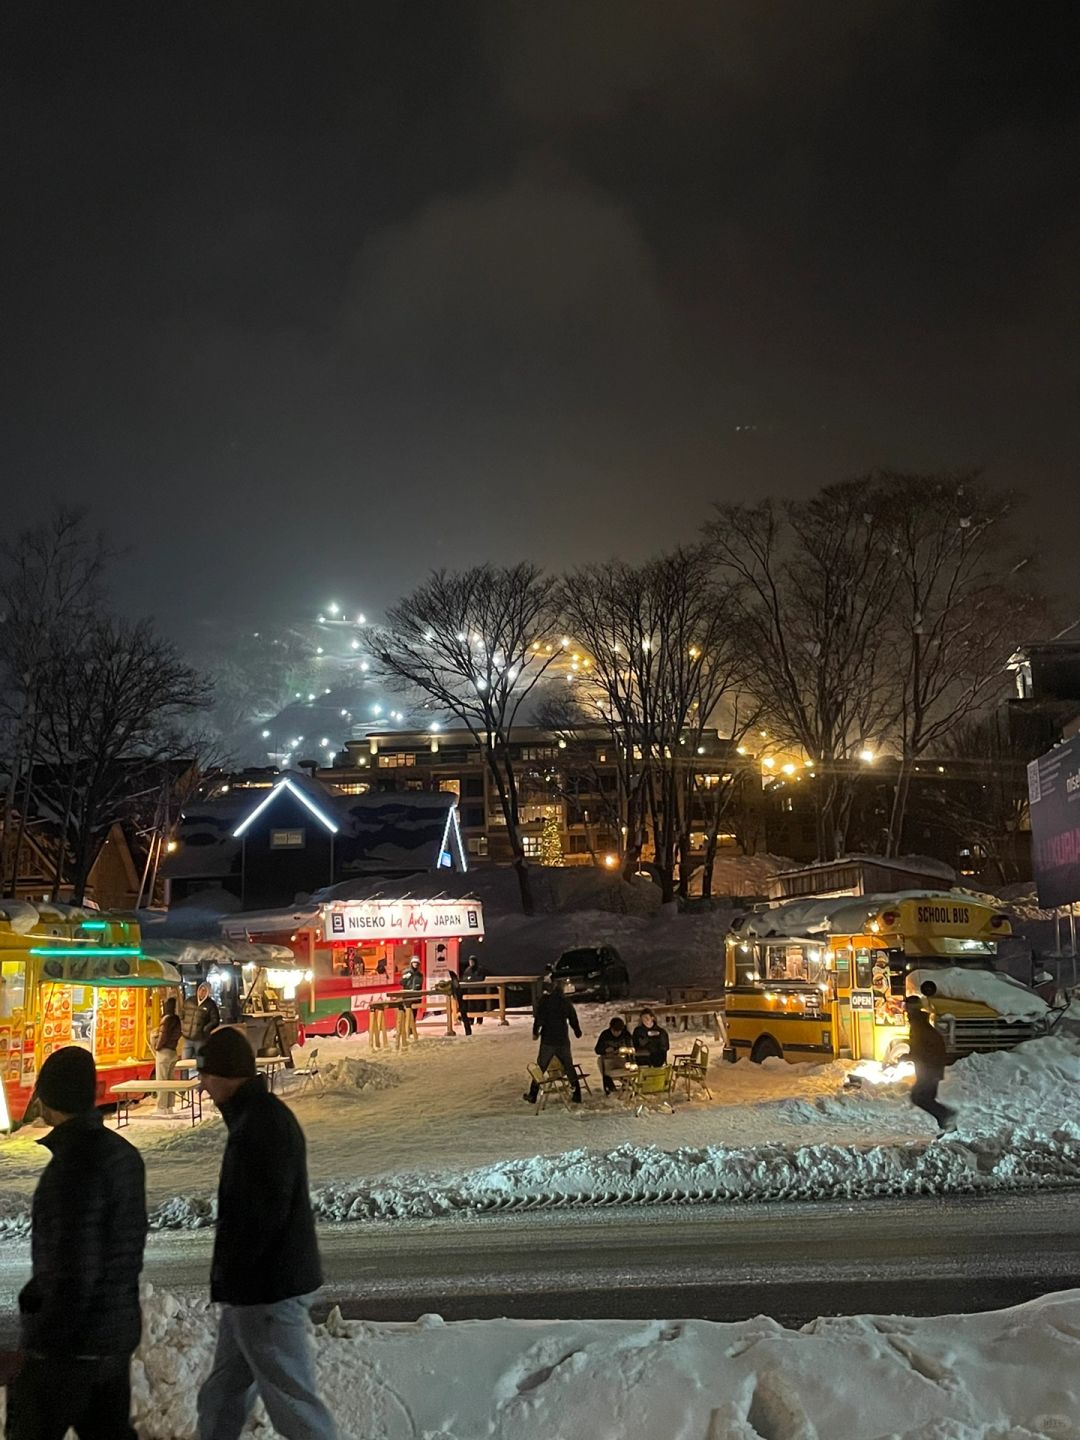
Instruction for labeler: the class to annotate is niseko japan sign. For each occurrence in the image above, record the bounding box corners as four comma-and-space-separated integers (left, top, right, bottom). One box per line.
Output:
1027, 734, 1080, 909
321, 900, 485, 943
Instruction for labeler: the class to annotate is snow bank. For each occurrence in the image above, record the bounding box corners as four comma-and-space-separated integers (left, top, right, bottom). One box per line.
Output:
6, 1283, 1079, 1439
315, 1057, 402, 1095
907, 967, 1049, 1021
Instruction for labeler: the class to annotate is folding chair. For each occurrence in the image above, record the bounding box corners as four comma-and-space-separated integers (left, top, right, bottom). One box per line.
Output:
527, 1061, 573, 1112
293, 1047, 325, 1098
671, 1040, 712, 1099
629, 1064, 675, 1116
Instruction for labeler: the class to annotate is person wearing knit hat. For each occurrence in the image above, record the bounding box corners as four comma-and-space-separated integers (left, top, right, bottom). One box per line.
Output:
196, 1029, 336, 1440
6, 1046, 147, 1439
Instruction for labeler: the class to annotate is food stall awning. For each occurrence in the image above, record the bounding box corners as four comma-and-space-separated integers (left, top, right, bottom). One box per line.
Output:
140, 939, 297, 968
37, 957, 183, 988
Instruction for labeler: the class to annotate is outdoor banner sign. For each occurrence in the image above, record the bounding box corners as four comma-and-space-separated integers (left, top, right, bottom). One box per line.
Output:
1027, 734, 1080, 909
322, 899, 485, 943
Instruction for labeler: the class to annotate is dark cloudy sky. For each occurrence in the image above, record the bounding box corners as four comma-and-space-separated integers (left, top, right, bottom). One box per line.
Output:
2, 1, 1078, 652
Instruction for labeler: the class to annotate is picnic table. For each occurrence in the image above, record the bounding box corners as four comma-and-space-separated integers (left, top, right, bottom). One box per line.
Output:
622, 997, 727, 1039
111, 1079, 203, 1128
458, 975, 542, 1026
175, 1055, 290, 1090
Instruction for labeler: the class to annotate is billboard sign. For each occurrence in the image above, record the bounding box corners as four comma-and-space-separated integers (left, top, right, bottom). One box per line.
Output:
321, 899, 484, 943
1027, 735, 1080, 909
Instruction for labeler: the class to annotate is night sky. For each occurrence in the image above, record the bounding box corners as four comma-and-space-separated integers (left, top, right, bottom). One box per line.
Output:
3, 2, 1078, 653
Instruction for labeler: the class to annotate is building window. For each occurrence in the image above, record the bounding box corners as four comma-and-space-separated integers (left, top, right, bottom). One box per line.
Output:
270, 828, 305, 849
336, 782, 370, 796
522, 835, 542, 857
569, 835, 590, 854
378, 752, 416, 768
521, 745, 558, 761
519, 803, 560, 824
467, 836, 489, 857
464, 776, 484, 798
439, 778, 461, 798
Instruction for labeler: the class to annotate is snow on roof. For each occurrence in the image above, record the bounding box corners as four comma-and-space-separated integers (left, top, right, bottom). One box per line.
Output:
735, 890, 974, 940
163, 781, 460, 883
772, 853, 957, 882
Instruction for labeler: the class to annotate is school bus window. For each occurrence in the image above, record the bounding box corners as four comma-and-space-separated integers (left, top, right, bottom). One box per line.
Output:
854, 948, 874, 988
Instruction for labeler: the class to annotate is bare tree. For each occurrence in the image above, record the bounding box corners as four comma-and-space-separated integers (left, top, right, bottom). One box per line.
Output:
870, 471, 1045, 854
36, 617, 209, 902
559, 547, 750, 902
705, 484, 898, 860
373, 565, 558, 914
0, 508, 110, 894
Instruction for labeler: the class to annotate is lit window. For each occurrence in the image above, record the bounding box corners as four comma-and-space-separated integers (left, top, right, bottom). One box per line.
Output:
522, 836, 542, 858
467, 836, 489, 857
439, 778, 461, 797
270, 829, 305, 849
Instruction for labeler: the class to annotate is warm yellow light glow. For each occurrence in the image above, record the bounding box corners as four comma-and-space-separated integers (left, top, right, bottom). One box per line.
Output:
782, 762, 796, 775
762, 757, 775, 769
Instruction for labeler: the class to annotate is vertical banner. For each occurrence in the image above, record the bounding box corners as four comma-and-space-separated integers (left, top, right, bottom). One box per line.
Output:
1028, 735, 1080, 909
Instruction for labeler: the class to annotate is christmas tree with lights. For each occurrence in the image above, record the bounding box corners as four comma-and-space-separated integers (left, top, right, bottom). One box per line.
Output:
539, 814, 564, 867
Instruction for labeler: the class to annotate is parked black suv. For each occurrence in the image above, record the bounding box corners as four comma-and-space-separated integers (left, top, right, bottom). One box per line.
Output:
550, 945, 630, 1000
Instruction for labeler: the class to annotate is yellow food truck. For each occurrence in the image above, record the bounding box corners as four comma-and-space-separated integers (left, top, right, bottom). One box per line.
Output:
0, 901, 180, 1126
724, 892, 1047, 1066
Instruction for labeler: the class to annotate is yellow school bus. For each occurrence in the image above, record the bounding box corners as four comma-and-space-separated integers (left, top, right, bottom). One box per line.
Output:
724, 892, 1044, 1066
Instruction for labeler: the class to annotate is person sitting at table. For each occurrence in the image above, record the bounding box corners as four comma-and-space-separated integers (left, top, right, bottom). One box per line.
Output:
594, 1015, 633, 1094
399, 957, 424, 993
632, 1010, 670, 1069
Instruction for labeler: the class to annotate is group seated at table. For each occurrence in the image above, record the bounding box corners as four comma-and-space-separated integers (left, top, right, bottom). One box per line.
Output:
594, 1011, 672, 1095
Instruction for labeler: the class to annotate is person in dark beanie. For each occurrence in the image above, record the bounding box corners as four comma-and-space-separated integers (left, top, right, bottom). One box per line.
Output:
196, 1027, 337, 1440
5, 1046, 147, 1440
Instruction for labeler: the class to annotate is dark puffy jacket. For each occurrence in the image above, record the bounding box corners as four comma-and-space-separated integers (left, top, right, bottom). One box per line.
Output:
632, 1023, 670, 1067
212, 1076, 322, 1306
20, 1113, 147, 1357
905, 1010, 947, 1077
399, 966, 424, 993
533, 992, 581, 1044
594, 1026, 631, 1056
181, 995, 220, 1043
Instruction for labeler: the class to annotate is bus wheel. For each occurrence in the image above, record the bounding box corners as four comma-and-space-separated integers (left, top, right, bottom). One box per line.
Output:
750, 1035, 783, 1064
335, 1013, 356, 1039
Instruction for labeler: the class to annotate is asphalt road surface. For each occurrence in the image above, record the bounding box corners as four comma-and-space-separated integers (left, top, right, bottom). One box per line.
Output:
1, 1190, 1078, 1338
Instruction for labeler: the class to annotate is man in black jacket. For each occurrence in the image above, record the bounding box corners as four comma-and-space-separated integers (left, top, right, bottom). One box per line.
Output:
632, 1010, 670, 1068
196, 1027, 337, 1440
7, 1046, 147, 1440
181, 982, 220, 1062
902, 995, 956, 1132
525, 982, 582, 1103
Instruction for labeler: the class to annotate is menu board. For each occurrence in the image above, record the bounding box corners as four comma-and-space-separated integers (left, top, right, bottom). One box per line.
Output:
41, 986, 72, 1058
94, 989, 119, 1061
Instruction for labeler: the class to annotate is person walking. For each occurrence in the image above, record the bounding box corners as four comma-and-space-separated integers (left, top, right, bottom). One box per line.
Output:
462, 954, 488, 1023
196, 1027, 337, 1440
525, 982, 582, 1104
154, 995, 183, 1114
5, 1046, 147, 1440
902, 994, 956, 1132
181, 982, 220, 1062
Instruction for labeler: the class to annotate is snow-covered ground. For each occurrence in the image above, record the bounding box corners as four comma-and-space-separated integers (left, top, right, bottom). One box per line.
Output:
5, 1283, 1078, 1439
2, 1013, 1079, 1235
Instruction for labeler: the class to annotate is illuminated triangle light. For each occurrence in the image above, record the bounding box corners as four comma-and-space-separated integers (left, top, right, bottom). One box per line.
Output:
232, 778, 340, 839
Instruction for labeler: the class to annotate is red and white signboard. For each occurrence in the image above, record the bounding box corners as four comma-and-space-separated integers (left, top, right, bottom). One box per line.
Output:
321, 899, 484, 943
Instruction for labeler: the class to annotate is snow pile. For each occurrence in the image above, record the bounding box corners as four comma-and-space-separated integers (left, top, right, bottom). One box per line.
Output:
3, 1283, 1076, 1439
907, 967, 1049, 1021
312, 1057, 402, 1095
